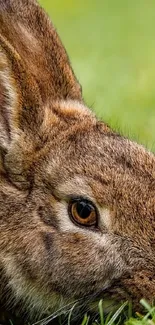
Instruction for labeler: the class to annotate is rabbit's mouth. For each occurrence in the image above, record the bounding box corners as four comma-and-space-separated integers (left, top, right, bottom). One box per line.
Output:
98, 269, 155, 312
86, 278, 130, 311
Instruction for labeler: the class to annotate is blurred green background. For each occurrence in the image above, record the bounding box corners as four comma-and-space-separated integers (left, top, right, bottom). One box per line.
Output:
39, 0, 155, 151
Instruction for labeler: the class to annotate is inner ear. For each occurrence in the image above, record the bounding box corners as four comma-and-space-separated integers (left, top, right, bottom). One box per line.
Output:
0, 40, 46, 189
0, 38, 44, 146
0, 48, 19, 150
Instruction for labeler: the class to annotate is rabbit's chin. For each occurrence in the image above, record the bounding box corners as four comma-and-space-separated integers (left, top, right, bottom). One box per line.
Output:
0, 262, 122, 324
0, 286, 121, 325
0, 264, 63, 323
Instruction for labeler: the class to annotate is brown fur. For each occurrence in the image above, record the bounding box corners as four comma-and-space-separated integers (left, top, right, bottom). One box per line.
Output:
0, 0, 154, 323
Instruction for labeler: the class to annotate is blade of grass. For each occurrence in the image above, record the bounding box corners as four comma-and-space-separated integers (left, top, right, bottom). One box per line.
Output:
98, 300, 104, 325
107, 301, 128, 325
81, 314, 90, 325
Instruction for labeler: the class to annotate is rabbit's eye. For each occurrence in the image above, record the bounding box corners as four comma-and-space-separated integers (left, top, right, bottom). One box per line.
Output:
69, 199, 98, 227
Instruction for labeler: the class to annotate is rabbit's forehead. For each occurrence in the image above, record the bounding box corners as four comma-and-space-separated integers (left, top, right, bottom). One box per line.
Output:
44, 126, 155, 199
45, 127, 154, 189
42, 132, 155, 240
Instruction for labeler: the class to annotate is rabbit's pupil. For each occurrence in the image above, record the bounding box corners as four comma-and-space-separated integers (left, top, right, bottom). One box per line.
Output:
69, 200, 97, 226
76, 202, 93, 219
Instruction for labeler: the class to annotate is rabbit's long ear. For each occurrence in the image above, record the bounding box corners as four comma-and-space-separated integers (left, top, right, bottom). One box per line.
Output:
0, 39, 47, 188
0, 0, 82, 105
0, 37, 43, 152
0, 47, 18, 150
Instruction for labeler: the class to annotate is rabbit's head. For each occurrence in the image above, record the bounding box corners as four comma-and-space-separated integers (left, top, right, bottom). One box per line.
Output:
0, 0, 154, 322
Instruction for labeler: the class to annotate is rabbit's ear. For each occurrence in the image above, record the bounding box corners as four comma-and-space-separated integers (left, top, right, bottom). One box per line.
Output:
0, 47, 19, 151
0, 0, 82, 105
0, 41, 46, 188
0, 38, 43, 151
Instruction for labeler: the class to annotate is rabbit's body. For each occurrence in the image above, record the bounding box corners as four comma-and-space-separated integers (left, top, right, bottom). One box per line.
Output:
0, 0, 154, 323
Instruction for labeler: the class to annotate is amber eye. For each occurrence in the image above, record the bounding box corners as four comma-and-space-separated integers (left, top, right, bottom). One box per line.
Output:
69, 199, 98, 227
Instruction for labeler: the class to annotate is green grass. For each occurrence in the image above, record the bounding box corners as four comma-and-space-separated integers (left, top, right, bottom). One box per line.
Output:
79, 300, 155, 325
56, 300, 155, 325
24, 299, 154, 325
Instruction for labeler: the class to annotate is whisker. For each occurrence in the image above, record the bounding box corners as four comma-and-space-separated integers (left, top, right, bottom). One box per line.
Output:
32, 299, 80, 325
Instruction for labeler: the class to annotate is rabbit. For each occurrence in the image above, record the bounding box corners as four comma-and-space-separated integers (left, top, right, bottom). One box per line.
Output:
0, 0, 154, 323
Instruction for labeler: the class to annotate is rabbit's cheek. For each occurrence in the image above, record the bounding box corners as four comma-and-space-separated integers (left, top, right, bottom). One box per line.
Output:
1, 254, 61, 315
40, 232, 126, 298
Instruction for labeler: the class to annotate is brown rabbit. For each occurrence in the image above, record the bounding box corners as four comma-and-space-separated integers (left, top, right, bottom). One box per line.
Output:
0, 0, 154, 324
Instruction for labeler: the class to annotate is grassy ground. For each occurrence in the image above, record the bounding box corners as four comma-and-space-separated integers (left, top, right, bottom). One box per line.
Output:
20, 300, 154, 325
38, 1, 155, 324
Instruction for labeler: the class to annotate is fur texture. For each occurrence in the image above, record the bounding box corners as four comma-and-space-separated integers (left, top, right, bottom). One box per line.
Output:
0, 0, 154, 323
